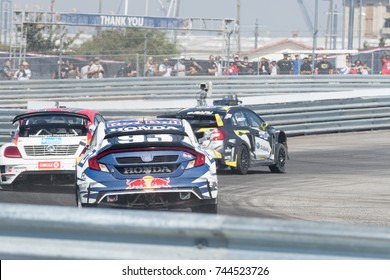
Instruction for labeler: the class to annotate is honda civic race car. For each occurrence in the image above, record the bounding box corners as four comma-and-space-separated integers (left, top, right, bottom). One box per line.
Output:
0, 107, 105, 191
76, 118, 218, 213
161, 95, 288, 175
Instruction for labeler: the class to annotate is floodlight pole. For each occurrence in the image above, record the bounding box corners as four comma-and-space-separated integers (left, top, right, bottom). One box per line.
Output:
312, 0, 319, 73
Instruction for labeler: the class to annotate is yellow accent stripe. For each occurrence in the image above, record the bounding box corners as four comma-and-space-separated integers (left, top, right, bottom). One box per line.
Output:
196, 128, 211, 133
213, 150, 222, 159
233, 130, 250, 138
225, 155, 237, 167
215, 114, 224, 127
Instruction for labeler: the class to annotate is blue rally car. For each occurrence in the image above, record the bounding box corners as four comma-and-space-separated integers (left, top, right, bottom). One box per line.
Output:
76, 118, 218, 213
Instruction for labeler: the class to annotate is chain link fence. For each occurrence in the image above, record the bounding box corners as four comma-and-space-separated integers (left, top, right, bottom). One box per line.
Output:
1, 48, 390, 80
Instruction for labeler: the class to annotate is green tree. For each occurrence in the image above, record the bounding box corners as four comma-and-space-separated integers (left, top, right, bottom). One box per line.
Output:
74, 29, 178, 61
379, 37, 386, 48
25, 23, 79, 53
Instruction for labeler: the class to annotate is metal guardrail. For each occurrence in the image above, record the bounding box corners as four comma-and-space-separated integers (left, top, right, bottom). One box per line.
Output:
1, 76, 390, 143
1, 203, 390, 259
1, 75, 390, 104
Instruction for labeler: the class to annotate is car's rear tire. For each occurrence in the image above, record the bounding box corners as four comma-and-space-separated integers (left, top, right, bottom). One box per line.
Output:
76, 186, 82, 208
191, 203, 217, 214
269, 143, 287, 173
232, 145, 250, 175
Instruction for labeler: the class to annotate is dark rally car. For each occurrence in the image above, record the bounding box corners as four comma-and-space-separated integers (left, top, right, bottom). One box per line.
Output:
162, 97, 288, 175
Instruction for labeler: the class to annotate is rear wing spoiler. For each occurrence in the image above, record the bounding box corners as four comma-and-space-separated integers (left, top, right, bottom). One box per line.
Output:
104, 129, 188, 139
13, 112, 91, 124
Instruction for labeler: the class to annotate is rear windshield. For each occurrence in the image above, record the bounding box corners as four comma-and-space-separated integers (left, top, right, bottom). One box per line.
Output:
18, 115, 87, 137
178, 114, 223, 128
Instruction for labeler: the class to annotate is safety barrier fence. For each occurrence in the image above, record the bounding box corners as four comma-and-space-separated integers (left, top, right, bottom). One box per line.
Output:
1, 203, 390, 259
0, 75, 390, 144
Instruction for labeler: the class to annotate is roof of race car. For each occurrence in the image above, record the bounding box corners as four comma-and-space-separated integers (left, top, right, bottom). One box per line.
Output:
176, 106, 234, 116
13, 107, 100, 123
105, 118, 187, 136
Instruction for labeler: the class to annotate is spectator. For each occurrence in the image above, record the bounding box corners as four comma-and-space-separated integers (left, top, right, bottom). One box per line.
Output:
144, 56, 157, 77
123, 61, 137, 77
226, 60, 238, 75
234, 54, 245, 75
173, 56, 187, 77
270, 60, 279, 75
300, 57, 312, 75
215, 56, 223, 76
206, 55, 217, 76
14, 61, 31, 80
308, 54, 314, 72
88, 58, 104, 78
158, 58, 172, 77
239, 56, 250, 75
1, 59, 13, 80
81, 60, 92, 79
188, 57, 203, 75
259, 57, 270, 75
246, 61, 255, 75
315, 55, 333, 75
361, 63, 371, 75
53, 61, 70, 79
293, 54, 303, 75
353, 59, 363, 74
339, 62, 352, 75
277, 53, 293, 74
68, 63, 81, 79
381, 53, 390, 75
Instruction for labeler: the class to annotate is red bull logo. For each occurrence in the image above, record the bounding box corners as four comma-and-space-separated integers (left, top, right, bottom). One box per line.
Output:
126, 176, 171, 190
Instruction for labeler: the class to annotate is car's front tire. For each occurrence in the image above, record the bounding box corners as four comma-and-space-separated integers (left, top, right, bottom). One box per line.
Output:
269, 143, 287, 173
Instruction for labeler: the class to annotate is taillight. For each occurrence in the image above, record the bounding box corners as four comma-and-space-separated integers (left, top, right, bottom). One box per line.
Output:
186, 151, 206, 169
4, 146, 22, 158
210, 129, 226, 141
194, 152, 205, 167
88, 156, 100, 171
88, 156, 109, 172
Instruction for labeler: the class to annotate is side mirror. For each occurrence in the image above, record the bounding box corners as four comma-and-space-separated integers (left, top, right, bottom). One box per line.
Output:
260, 122, 269, 131
88, 124, 97, 134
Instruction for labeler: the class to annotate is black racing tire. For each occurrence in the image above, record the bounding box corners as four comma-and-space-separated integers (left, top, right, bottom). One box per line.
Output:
191, 203, 218, 214
76, 186, 82, 208
269, 143, 287, 173
232, 145, 250, 175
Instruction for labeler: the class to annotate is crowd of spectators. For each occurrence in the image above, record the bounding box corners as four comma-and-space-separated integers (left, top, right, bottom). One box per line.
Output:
2, 52, 390, 80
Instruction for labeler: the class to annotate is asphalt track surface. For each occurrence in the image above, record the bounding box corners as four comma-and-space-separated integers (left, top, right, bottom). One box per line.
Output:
1, 130, 389, 226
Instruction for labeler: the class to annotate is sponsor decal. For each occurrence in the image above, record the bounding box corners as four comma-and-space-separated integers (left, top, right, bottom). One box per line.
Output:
186, 110, 214, 115
41, 137, 62, 145
38, 161, 61, 169
126, 176, 171, 190
108, 125, 180, 133
122, 165, 171, 175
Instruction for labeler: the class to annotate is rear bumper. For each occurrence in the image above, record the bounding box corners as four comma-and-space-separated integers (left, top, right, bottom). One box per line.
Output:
0, 158, 77, 186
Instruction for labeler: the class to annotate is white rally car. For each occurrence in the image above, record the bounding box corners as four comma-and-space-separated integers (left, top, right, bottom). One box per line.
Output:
0, 107, 104, 191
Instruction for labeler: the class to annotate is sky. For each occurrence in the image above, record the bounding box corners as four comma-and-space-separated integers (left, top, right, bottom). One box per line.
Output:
12, 0, 344, 37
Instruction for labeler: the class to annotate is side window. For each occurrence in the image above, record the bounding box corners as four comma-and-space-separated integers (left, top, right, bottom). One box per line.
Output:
89, 129, 99, 149
94, 114, 105, 125
232, 111, 249, 127
245, 110, 263, 128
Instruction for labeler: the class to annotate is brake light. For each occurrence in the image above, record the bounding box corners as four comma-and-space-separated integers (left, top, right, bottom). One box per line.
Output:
4, 146, 22, 158
195, 152, 205, 167
210, 129, 226, 141
88, 156, 100, 171
88, 155, 109, 172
